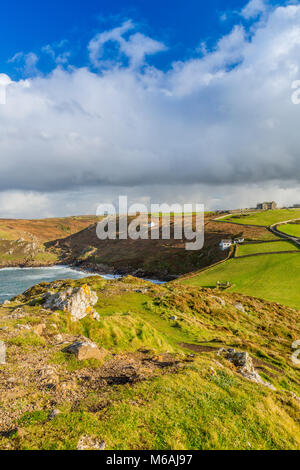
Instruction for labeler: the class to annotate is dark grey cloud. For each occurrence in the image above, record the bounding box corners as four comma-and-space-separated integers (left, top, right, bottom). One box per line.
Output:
1, 2, 300, 215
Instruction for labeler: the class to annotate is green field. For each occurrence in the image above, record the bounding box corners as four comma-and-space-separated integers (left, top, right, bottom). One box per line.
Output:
237, 241, 299, 257
277, 223, 300, 238
182, 253, 300, 309
222, 209, 300, 226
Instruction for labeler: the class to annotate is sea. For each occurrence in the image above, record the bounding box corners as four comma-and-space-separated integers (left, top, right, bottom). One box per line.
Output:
0, 266, 164, 303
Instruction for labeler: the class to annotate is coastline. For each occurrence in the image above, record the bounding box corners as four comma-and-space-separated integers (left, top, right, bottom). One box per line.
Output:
0, 261, 170, 284
70, 260, 176, 282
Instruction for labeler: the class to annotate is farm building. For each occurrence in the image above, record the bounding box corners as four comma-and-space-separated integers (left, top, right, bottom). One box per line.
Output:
256, 201, 277, 210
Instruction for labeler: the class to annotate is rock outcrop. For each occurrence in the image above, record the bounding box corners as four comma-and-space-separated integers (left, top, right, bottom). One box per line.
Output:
211, 295, 226, 306
77, 435, 106, 450
235, 303, 245, 313
44, 285, 99, 321
62, 340, 106, 361
33, 323, 46, 336
218, 348, 275, 390
0, 341, 6, 365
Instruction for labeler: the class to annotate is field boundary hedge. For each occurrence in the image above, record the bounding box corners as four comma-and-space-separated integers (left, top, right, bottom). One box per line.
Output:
235, 250, 300, 259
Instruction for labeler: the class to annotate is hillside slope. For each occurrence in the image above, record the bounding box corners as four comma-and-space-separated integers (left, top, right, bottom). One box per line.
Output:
47, 214, 275, 279
0, 216, 98, 268
0, 213, 277, 278
0, 276, 299, 450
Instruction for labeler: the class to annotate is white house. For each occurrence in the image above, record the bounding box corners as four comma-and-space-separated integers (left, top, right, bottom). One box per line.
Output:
219, 240, 232, 251
233, 237, 244, 244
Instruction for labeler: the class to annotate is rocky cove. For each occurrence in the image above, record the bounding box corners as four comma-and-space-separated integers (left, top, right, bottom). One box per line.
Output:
0, 266, 165, 304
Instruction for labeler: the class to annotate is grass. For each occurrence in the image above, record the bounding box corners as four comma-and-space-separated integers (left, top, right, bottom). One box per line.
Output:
9, 364, 300, 450
51, 351, 105, 371
182, 253, 300, 309
49, 290, 202, 354
1, 277, 300, 450
8, 332, 46, 347
223, 209, 300, 226
34, 251, 58, 263
236, 241, 299, 257
277, 223, 300, 238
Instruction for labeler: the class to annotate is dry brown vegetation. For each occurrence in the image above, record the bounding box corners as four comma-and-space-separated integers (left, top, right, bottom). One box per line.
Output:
47, 214, 276, 279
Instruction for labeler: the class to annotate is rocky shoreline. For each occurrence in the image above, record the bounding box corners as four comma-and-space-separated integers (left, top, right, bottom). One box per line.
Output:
70, 260, 178, 282
0, 259, 174, 283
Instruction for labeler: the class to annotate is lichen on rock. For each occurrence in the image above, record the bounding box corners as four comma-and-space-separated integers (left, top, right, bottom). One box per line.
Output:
217, 348, 275, 390
62, 340, 106, 361
43, 284, 99, 321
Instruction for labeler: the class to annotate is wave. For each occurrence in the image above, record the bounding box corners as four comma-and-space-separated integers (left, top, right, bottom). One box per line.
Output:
0, 265, 69, 272
0, 266, 164, 304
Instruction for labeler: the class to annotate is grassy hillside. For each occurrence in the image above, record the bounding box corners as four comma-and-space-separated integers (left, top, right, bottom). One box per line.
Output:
236, 241, 299, 257
182, 253, 300, 310
0, 216, 99, 268
206, 217, 278, 240
0, 213, 282, 277
277, 223, 300, 238
0, 216, 98, 242
0, 276, 299, 450
48, 214, 279, 279
223, 209, 300, 226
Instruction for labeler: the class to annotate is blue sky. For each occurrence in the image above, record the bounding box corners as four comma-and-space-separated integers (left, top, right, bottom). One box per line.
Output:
1, 0, 267, 78
1, 0, 300, 217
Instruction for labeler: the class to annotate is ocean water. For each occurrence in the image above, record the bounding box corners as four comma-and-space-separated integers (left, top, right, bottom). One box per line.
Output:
0, 266, 164, 303
0, 266, 100, 303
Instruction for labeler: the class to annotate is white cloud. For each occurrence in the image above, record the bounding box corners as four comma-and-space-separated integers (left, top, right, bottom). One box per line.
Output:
0, 191, 51, 218
8, 52, 39, 77
88, 20, 167, 68
241, 0, 267, 19
2, 2, 300, 215
42, 40, 71, 65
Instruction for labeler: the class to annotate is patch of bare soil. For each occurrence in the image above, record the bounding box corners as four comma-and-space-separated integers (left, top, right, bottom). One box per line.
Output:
179, 342, 220, 353
75, 351, 185, 388
0, 342, 187, 433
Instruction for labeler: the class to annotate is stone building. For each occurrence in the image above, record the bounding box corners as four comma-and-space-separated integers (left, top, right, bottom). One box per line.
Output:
256, 201, 277, 210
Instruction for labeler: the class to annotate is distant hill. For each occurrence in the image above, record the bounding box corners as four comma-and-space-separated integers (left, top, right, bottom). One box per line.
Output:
46, 214, 274, 279
0, 216, 98, 268
0, 212, 288, 279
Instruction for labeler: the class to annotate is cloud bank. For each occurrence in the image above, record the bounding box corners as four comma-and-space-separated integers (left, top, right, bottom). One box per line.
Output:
1, 1, 300, 216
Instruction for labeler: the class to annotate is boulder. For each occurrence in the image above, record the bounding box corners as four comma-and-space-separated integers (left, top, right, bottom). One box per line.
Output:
33, 323, 46, 336
235, 303, 245, 313
44, 285, 99, 321
15, 324, 31, 330
218, 348, 275, 390
0, 341, 6, 365
211, 295, 226, 306
49, 409, 61, 419
37, 366, 58, 389
77, 435, 106, 450
54, 334, 63, 343
62, 340, 106, 361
